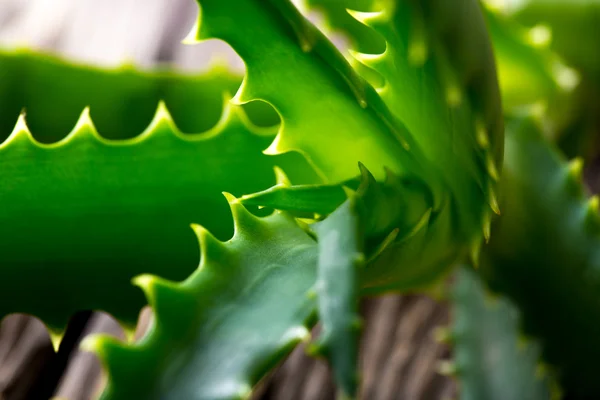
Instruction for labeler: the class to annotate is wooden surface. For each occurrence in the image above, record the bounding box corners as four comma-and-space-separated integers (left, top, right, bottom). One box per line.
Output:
0, 1, 454, 399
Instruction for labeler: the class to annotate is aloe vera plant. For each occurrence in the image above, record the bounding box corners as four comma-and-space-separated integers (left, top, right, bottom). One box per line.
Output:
1, 0, 600, 399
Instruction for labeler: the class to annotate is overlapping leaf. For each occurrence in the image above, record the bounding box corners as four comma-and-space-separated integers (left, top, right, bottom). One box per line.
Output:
310, 197, 364, 397
0, 1, 513, 398
241, 163, 452, 394
492, 0, 600, 160
85, 196, 318, 400
0, 49, 244, 142
503, 0, 600, 82
187, 0, 431, 185
450, 267, 553, 400
482, 4, 578, 111
479, 112, 600, 397
0, 92, 316, 340
302, 0, 504, 255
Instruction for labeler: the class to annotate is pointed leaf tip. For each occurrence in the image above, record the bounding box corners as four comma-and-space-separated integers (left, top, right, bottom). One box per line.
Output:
13, 111, 30, 134
48, 329, 64, 352
69, 107, 99, 140
131, 274, 183, 309
191, 223, 227, 265
281, 325, 311, 345
79, 333, 104, 355
357, 162, 377, 194
223, 191, 262, 235
470, 239, 482, 268
475, 119, 490, 149
488, 187, 501, 215
222, 191, 239, 204
264, 134, 284, 155
273, 166, 292, 186
181, 11, 202, 44
568, 157, 584, 181
486, 155, 500, 181
123, 325, 137, 344
346, 9, 385, 26
147, 100, 177, 134
132, 274, 156, 293
342, 186, 356, 199
3, 111, 33, 148
348, 49, 383, 65
483, 214, 492, 243
589, 196, 599, 213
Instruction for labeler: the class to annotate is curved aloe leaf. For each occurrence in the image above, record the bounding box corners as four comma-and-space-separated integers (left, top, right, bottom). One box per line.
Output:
493, 0, 600, 159
187, 0, 429, 185
240, 176, 357, 217
84, 196, 318, 400
450, 267, 554, 400
0, 98, 315, 338
480, 112, 600, 397
482, 4, 577, 111
86, 162, 433, 399
302, 0, 503, 249
241, 163, 440, 394
0, 49, 251, 142
504, 0, 600, 83
187, 0, 503, 294
310, 197, 364, 397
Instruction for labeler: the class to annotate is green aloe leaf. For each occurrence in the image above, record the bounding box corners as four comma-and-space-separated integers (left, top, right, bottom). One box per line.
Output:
0, 1, 506, 396
240, 163, 441, 395
187, 0, 429, 186
86, 162, 432, 399
504, 0, 600, 83
450, 267, 553, 400
301, 0, 504, 251
0, 49, 250, 142
480, 111, 600, 397
188, 0, 503, 293
84, 196, 318, 400
310, 195, 364, 397
241, 161, 450, 293
482, 4, 578, 111
492, 0, 600, 160
0, 93, 315, 340
240, 176, 357, 217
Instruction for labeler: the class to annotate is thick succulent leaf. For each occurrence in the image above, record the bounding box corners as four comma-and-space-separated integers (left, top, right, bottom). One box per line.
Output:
483, 3, 586, 162
303, 0, 504, 250
188, 0, 505, 294
187, 0, 433, 187
482, 4, 578, 111
84, 196, 318, 400
241, 161, 456, 293
491, 0, 600, 160
310, 196, 364, 397
0, 49, 253, 142
0, 98, 315, 337
241, 163, 454, 394
450, 267, 553, 400
306, 166, 443, 396
503, 0, 600, 83
480, 112, 600, 397
240, 178, 357, 217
